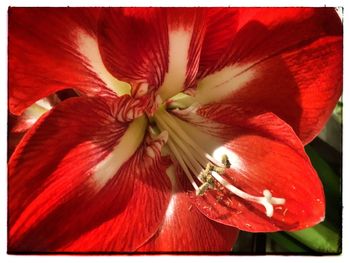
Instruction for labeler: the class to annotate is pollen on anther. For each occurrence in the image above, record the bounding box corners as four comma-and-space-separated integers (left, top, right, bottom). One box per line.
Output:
212, 146, 242, 169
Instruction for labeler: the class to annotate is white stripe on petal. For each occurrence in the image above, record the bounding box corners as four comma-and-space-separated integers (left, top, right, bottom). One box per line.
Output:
195, 64, 256, 105
91, 116, 147, 189
158, 29, 193, 100
76, 30, 131, 96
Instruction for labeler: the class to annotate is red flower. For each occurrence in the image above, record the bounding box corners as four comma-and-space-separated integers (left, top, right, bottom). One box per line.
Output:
8, 7, 342, 253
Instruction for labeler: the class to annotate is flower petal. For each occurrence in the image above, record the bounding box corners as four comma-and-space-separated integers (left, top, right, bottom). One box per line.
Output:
197, 8, 239, 79
158, 8, 206, 99
197, 7, 341, 78
10, 95, 60, 133
195, 36, 342, 144
172, 105, 325, 232
98, 8, 167, 96
59, 135, 172, 252
8, 97, 149, 252
98, 8, 206, 99
9, 7, 124, 115
8, 115, 25, 159
137, 165, 239, 252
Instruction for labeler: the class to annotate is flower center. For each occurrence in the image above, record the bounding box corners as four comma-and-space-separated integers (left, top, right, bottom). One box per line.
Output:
152, 104, 285, 218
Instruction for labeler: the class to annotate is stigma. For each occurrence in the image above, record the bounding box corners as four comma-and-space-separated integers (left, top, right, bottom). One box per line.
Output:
153, 107, 286, 218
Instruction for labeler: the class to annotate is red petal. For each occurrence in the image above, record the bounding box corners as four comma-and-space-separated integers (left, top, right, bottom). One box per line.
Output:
163, 8, 206, 97
173, 105, 325, 232
98, 8, 166, 88
10, 95, 60, 133
8, 114, 26, 158
195, 8, 342, 144
198, 8, 239, 78
9, 113, 34, 134
59, 138, 172, 252
9, 7, 118, 115
8, 97, 152, 252
198, 7, 341, 78
137, 165, 239, 252
195, 37, 342, 144
98, 8, 206, 99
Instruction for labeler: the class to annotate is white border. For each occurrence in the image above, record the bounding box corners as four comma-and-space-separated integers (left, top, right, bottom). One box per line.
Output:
0, 1, 348, 263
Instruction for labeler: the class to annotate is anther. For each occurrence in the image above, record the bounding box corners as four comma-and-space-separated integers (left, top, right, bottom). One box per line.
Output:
221, 154, 231, 168
196, 182, 211, 196
196, 165, 215, 196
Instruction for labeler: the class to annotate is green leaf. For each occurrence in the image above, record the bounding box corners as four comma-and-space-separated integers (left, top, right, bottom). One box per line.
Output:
267, 232, 310, 253
305, 145, 341, 227
286, 222, 341, 253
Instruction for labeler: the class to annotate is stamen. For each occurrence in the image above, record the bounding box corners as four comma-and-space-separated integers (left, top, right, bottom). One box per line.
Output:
155, 111, 208, 171
170, 144, 199, 191
155, 111, 213, 193
159, 110, 223, 167
153, 107, 286, 218
157, 114, 204, 182
211, 170, 285, 217
163, 132, 199, 191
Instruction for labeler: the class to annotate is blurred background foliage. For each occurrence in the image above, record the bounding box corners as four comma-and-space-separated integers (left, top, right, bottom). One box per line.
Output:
233, 100, 342, 255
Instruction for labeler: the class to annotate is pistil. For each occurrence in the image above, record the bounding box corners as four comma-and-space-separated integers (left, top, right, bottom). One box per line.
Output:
202, 163, 285, 217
